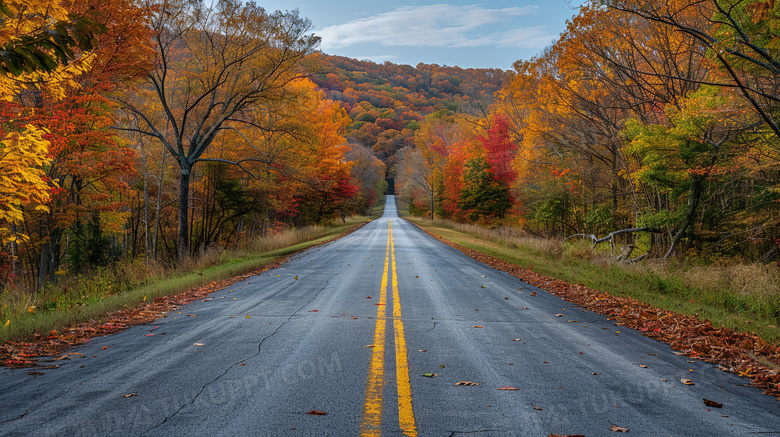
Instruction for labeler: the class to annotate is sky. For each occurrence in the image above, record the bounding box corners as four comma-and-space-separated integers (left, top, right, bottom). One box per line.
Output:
256, 1, 585, 70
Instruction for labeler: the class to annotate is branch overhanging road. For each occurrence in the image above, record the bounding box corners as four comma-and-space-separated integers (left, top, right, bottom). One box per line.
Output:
1, 196, 779, 436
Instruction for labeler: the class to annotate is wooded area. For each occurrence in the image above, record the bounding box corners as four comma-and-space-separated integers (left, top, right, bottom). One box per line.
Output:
398, 0, 779, 264
1, 0, 778, 297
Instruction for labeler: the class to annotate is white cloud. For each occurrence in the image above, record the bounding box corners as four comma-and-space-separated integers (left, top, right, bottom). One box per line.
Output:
319, 4, 552, 50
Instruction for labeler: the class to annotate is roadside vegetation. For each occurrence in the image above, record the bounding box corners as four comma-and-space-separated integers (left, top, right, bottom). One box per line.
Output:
0, 214, 378, 344
404, 209, 780, 344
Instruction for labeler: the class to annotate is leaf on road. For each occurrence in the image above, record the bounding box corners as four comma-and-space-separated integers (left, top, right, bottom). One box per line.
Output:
505, 297, 509, 300
610, 424, 629, 432
592, 372, 601, 375
27, 371, 45, 376
473, 325, 483, 328
308, 310, 318, 312
101, 346, 109, 350
145, 334, 154, 337
295, 276, 298, 280
703, 398, 723, 408
367, 296, 372, 299
532, 404, 543, 410
640, 365, 648, 368
124, 393, 138, 398
246, 315, 250, 318
681, 378, 695, 385
419, 349, 427, 352
497, 386, 519, 390
306, 410, 327, 415
364, 345, 374, 348
530, 291, 536, 296
513, 338, 521, 341
193, 343, 205, 346
555, 314, 564, 317
568, 320, 580, 323
480, 285, 486, 288
647, 352, 657, 356
421, 373, 438, 377
375, 303, 385, 306
455, 381, 480, 386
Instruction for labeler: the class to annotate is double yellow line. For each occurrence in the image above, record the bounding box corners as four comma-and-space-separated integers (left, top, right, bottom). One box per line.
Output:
361, 220, 417, 436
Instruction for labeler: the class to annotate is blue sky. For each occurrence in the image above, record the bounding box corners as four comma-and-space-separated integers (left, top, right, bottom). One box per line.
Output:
258, 1, 585, 70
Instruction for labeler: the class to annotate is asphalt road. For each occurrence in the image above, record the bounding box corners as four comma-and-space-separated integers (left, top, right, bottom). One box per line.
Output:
1, 196, 779, 436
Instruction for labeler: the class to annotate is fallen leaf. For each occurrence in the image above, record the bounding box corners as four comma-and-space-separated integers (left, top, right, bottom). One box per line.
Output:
308, 310, 318, 312
421, 373, 438, 377
306, 410, 327, 415
101, 346, 109, 350
294, 276, 298, 280
530, 291, 536, 296
592, 372, 601, 375
640, 365, 648, 368
555, 314, 564, 317
703, 398, 722, 408
473, 325, 483, 328
145, 334, 155, 337
418, 349, 427, 352
367, 296, 372, 299
513, 338, 521, 341
246, 315, 250, 318
567, 320, 580, 323
193, 343, 205, 346
375, 303, 385, 306
497, 386, 519, 391
647, 352, 657, 356
27, 371, 45, 376
364, 345, 374, 348
681, 378, 695, 385
505, 297, 509, 300
455, 381, 480, 386
532, 404, 543, 410
480, 285, 486, 288
610, 424, 629, 432
522, 307, 529, 310
124, 393, 138, 398
4, 320, 9, 327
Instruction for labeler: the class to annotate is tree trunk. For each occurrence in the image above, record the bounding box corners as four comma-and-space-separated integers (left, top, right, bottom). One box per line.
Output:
178, 163, 191, 261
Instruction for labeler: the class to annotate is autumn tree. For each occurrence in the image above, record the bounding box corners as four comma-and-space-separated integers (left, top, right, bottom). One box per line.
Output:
119, 0, 319, 260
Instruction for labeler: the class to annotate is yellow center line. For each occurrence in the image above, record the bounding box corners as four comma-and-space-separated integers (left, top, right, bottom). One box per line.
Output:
361, 220, 417, 436
391, 221, 417, 436
360, 222, 390, 436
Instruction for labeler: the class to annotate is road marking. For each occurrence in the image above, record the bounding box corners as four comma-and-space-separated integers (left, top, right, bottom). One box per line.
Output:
360, 222, 390, 436
391, 221, 417, 436
361, 220, 417, 436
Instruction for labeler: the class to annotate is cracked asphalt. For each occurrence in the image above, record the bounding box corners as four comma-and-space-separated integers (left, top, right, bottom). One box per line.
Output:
1, 196, 779, 436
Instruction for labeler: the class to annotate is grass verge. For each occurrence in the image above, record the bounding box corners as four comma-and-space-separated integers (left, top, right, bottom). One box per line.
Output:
0, 217, 373, 345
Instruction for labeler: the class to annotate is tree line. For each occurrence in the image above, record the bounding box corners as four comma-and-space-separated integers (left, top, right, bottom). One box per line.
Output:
0, 0, 386, 291
398, 0, 779, 263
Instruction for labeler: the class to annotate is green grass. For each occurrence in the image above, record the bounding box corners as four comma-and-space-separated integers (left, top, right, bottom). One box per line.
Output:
406, 217, 780, 344
0, 217, 373, 343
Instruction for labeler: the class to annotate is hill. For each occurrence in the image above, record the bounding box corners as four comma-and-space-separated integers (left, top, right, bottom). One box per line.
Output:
309, 54, 509, 165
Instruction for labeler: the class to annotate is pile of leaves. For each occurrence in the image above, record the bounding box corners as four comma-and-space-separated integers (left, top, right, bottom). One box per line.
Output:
421, 228, 780, 400
0, 224, 367, 368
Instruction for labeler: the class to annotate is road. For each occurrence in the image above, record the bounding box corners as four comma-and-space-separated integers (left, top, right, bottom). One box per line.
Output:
1, 196, 779, 436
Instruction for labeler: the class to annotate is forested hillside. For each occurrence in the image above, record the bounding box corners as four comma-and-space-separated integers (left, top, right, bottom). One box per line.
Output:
309, 55, 508, 164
